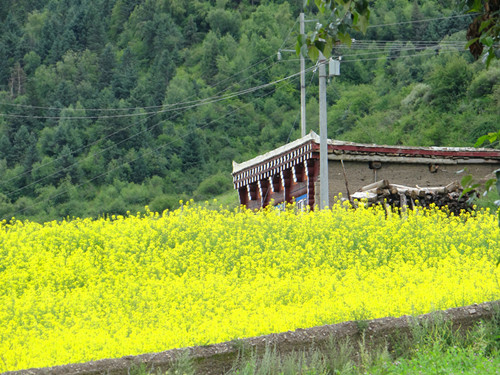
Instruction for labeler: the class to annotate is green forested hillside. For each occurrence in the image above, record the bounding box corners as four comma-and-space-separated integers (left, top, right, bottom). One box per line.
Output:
0, 0, 498, 221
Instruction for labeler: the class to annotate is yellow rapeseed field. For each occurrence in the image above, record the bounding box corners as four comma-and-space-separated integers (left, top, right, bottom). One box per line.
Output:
0, 202, 499, 371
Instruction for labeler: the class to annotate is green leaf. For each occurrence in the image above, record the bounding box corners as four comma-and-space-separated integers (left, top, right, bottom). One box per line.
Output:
308, 45, 320, 62
337, 31, 352, 46
314, 39, 327, 57
485, 178, 496, 191
479, 19, 493, 33
315, 0, 326, 13
474, 134, 490, 147
468, 0, 483, 12
461, 174, 473, 187
356, 12, 370, 34
323, 37, 334, 58
485, 48, 495, 68
481, 36, 494, 47
300, 43, 309, 59
460, 187, 473, 199
352, 11, 359, 25
354, 0, 369, 13
311, 30, 318, 43
465, 37, 479, 48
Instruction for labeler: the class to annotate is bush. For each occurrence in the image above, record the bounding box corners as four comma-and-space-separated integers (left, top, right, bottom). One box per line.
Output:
194, 173, 232, 200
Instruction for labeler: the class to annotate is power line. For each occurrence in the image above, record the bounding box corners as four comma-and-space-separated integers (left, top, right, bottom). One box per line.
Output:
0, 16, 311, 217
0, 11, 479, 215
280, 44, 467, 63
0, 64, 318, 199
335, 45, 465, 59
0, 13, 474, 114
0, 55, 278, 112
279, 16, 299, 51
0, 21, 301, 193
0, 60, 281, 189
0, 77, 295, 221
367, 13, 477, 29
0, 60, 284, 191
0, 67, 313, 121
339, 48, 467, 63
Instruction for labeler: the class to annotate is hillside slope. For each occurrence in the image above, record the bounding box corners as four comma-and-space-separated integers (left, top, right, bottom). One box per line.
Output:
0, 0, 498, 221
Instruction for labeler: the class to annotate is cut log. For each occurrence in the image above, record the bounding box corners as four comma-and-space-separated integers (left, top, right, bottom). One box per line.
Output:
360, 179, 389, 192
351, 191, 378, 202
390, 183, 413, 190
444, 181, 460, 193
400, 193, 408, 214
356, 180, 473, 216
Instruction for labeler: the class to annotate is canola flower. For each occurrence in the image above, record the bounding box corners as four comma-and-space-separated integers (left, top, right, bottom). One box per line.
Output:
0, 201, 499, 371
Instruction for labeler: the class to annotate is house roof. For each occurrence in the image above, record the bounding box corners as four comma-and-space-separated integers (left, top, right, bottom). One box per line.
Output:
232, 131, 500, 188
232, 132, 319, 174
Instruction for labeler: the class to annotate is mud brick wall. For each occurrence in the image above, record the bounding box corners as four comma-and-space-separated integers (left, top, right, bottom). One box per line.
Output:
314, 160, 498, 203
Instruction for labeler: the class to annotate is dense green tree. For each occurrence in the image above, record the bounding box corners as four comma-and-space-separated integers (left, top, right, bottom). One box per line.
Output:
200, 31, 221, 82
11, 125, 31, 164
98, 44, 116, 89
112, 47, 137, 99
0, 135, 12, 163
427, 56, 473, 110
0, 42, 9, 86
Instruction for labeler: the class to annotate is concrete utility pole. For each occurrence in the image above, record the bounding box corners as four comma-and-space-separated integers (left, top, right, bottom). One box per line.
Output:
318, 53, 329, 209
300, 13, 306, 137
318, 56, 340, 209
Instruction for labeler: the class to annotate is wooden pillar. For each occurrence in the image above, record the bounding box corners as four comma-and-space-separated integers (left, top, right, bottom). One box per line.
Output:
307, 159, 319, 208
260, 179, 270, 207
281, 169, 292, 204
238, 186, 248, 206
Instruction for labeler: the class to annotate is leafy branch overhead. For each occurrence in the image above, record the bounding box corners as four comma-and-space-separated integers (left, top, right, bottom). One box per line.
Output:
465, 0, 500, 66
296, 0, 370, 61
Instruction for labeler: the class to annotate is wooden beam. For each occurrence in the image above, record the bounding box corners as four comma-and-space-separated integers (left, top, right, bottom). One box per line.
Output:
328, 154, 500, 165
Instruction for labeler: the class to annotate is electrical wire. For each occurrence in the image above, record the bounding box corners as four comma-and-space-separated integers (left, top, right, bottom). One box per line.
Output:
0, 19, 303, 192
0, 14, 301, 114
0, 78, 295, 221
0, 66, 313, 120
0, 13, 474, 113
3, 40, 468, 194
0, 64, 318, 199
0, 55, 278, 112
339, 48, 467, 63
280, 42, 468, 63
367, 13, 477, 29
0, 60, 281, 189
283, 44, 466, 62
279, 16, 299, 51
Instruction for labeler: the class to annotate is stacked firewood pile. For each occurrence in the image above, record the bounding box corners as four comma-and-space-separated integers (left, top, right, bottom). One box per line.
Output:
350, 180, 474, 215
